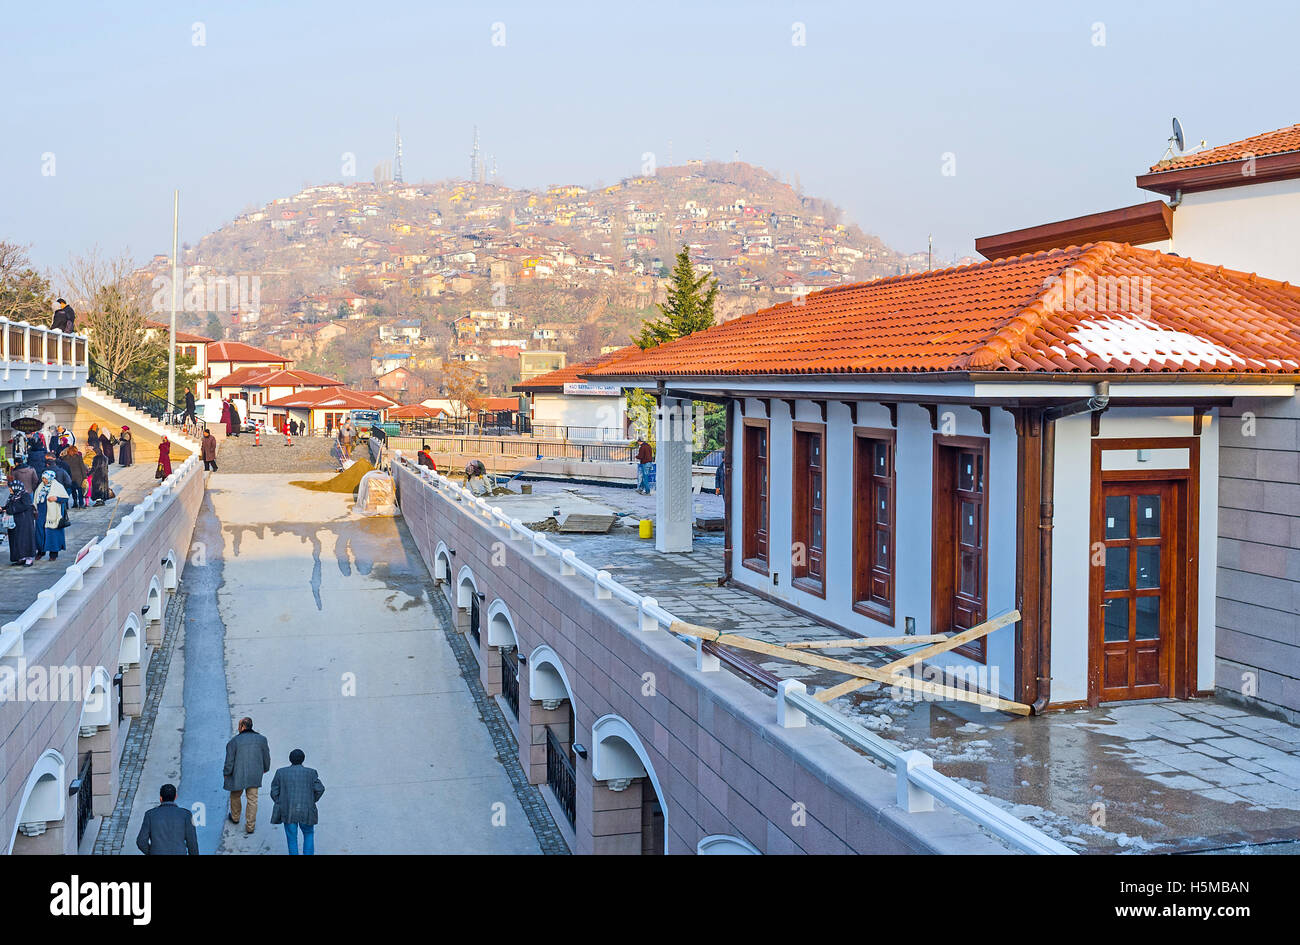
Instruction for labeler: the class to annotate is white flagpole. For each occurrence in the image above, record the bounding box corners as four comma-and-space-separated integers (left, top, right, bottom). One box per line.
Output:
168, 189, 179, 411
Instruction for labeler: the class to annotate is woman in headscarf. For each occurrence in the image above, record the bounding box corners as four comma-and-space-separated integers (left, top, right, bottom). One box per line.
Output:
99, 428, 115, 464
221, 399, 234, 437
33, 469, 69, 562
25, 433, 47, 473
4, 477, 36, 566
61, 443, 89, 508
118, 425, 134, 466
156, 436, 172, 479
89, 451, 112, 505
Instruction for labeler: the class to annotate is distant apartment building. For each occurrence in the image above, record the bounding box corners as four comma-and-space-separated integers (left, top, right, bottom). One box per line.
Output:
518, 350, 566, 384
378, 320, 422, 345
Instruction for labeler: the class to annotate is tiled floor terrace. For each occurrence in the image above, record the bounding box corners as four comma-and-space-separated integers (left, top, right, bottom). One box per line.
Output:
497, 479, 1300, 854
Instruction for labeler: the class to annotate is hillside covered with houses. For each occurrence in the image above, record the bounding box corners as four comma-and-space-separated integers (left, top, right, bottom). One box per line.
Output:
147, 161, 959, 398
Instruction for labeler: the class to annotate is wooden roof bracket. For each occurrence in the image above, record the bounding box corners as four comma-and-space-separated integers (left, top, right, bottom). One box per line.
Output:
973, 405, 991, 435
886, 402, 898, 428
1193, 407, 1206, 436
922, 403, 939, 430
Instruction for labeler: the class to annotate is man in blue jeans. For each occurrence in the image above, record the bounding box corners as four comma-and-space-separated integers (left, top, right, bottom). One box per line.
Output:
270, 748, 325, 855
635, 438, 654, 494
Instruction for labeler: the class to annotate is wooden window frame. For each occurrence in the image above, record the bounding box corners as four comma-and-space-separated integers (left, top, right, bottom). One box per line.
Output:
791, 421, 827, 599
741, 418, 770, 575
932, 435, 990, 663
853, 427, 896, 624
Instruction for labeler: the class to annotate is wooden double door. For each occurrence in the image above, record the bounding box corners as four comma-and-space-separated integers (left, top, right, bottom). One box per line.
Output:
1089, 470, 1196, 703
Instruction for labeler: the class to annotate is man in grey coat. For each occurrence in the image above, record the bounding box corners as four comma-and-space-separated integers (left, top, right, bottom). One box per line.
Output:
136, 783, 199, 855
270, 748, 325, 855
223, 716, 270, 834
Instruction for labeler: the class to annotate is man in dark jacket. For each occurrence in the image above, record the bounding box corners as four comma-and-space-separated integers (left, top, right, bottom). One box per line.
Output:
135, 783, 199, 855
51, 298, 76, 333
45, 454, 73, 493
270, 748, 325, 855
223, 716, 271, 834
200, 429, 218, 471
183, 388, 197, 425
61, 446, 88, 508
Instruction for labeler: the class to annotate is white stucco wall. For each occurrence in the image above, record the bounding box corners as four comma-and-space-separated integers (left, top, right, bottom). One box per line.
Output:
1162, 178, 1300, 285
531, 393, 627, 438
1049, 408, 1219, 704
729, 397, 1019, 699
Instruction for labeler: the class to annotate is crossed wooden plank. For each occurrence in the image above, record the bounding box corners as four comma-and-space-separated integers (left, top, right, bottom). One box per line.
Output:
668, 609, 1028, 716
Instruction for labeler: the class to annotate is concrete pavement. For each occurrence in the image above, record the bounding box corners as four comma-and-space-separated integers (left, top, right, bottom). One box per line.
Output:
125, 472, 542, 854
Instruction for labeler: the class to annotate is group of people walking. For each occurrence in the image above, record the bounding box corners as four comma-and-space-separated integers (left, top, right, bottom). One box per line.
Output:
3, 424, 134, 566
135, 716, 326, 855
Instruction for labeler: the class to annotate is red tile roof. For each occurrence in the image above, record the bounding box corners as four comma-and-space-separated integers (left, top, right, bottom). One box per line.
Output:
1149, 123, 1300, 172
211, 367, 343, 389
585, 243, 1300, 378
386, 404, 446, 420
514, 346, 638, 391
146, 321, 215, 345
264, 388, 392, 410
207, 341, 288, 363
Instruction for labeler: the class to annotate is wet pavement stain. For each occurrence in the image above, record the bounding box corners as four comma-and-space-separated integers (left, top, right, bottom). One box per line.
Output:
177, 488, 235, 854
222, 512, 428, 613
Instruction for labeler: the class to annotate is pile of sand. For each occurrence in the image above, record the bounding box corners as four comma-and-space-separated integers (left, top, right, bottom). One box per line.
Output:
291, 459, 375, 493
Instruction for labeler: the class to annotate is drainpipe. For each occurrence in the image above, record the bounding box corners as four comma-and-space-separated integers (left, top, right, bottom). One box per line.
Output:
1034, 382, 1110, 713
719, 398, 735, 587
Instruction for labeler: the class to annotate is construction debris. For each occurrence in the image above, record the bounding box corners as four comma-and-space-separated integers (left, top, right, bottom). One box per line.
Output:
291, 460, 375, 494
668, 610, 1030, 716
556, 511, 617, 533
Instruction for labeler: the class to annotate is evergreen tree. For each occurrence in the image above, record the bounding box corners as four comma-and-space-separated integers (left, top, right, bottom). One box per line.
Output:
635, 247, 717, 349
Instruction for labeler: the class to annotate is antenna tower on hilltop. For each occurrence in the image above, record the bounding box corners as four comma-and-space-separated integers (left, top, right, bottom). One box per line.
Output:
394, 118, 404, 184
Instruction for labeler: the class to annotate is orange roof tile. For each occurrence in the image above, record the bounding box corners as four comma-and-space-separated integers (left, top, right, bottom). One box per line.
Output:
1149, 123, 1300, 172
585, 243, 1300, 378
207, 341, 288, 364
211, 367, 343, 389
264, 388, 392, 410
387, 404, 446, 419
146, 320, 215, 345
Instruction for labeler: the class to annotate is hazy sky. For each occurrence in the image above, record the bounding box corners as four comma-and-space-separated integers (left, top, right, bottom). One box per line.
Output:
3, 0, 1298, 273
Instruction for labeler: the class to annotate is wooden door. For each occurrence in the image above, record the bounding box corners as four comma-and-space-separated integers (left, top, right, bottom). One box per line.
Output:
1094, 480, 1176, 701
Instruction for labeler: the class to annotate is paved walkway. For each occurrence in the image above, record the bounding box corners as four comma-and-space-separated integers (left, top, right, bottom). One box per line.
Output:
121, 472, 543, 854
1, 462, 157, 626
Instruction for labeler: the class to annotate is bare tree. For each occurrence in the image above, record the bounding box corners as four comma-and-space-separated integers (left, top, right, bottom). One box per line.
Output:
59, 247, 153, 376
0, 241, 53, 323
443, 359, 484, 419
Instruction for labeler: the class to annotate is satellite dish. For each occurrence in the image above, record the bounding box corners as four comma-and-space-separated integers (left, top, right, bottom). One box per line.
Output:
1172, 117, 1185, 152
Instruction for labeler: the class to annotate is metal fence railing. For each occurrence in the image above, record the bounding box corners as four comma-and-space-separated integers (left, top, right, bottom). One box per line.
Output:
546, 725, 577, 829
501, 649, 520, 720
388, 434, 634, 465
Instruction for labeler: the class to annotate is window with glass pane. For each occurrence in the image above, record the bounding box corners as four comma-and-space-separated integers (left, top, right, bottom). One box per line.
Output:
854, 432, 894, 614
793, 426, 826, 590
743, 423, 769, 566
939, 439, 988, 661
